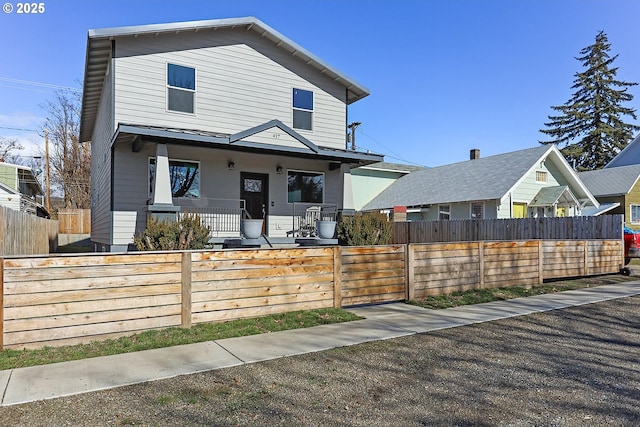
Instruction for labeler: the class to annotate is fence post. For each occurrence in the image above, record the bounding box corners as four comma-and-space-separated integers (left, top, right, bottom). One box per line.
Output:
333, 246, 342, 308
583, 240, 589, 277
538, 240, 544, 286
181, 251, 192, 328
0, 258, 4, 351
478, 242, 484, 289
406, 244, 414, 301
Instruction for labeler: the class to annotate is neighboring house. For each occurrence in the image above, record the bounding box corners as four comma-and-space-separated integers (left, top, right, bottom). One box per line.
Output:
0, 162, 46, 216
79, 17, 383, 251
604, 133, 640, 168
363, 146, 599, 220
579, 164, 640, 226
350, 162, 425, 211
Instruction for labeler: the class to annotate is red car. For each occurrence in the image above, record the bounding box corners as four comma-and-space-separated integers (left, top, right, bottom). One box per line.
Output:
622, 227, 640, 274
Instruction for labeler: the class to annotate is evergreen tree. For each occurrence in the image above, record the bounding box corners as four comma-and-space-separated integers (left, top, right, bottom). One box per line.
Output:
540, 31, 639, 170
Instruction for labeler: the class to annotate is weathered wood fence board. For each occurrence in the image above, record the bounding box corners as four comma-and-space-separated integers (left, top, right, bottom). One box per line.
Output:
1, 205, 58, 256
57, 209, 91, 234
394, 215, 623, 244
0, 239, 624, 350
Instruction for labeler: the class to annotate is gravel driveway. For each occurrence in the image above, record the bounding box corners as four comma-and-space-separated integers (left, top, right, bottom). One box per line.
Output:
2, 296, 639, 426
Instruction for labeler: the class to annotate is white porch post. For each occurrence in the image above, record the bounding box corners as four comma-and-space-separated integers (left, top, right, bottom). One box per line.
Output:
148, 143, 180, 221
151, 144, 173, 205
341, 163, 355, 214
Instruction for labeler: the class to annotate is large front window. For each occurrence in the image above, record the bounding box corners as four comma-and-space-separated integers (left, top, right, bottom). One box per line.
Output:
292, 88, 313, 130
167, 63, 195, 113
288, 170, 323, 203
149, 158, 200, 198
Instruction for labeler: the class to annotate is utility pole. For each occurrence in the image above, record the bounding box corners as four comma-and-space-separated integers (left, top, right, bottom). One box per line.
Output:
347, 122, 361, 151
45, 130, 51, 213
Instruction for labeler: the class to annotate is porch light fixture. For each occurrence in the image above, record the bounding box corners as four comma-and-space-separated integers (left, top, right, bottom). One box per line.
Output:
227, 161, 235, 171
276, 165, 283, 174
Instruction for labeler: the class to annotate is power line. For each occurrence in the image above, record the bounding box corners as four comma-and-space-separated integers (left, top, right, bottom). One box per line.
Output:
0, 76, 81, 93
358, 128, 427, 167
0, 126, 41, 133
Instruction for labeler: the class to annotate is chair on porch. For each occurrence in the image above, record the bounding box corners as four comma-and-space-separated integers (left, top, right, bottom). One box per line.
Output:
287, 205, 322, 237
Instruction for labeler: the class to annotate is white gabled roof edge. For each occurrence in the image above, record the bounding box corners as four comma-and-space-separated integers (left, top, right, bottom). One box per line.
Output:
499, 145, 599, 208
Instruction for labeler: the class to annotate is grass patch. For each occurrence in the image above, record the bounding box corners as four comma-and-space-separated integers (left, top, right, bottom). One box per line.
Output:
409, 274, 637, 310
0, 308, 360, 370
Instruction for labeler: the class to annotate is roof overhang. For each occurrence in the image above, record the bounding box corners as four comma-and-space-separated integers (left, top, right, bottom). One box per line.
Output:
581, 202, 621, 217
80, 16, 370, 143
529, 185, 579, 207
112, 121, 384, 166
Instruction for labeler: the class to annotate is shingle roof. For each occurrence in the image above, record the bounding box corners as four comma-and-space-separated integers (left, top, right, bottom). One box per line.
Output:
363, 145, 580, 210
578, 164, 640, 196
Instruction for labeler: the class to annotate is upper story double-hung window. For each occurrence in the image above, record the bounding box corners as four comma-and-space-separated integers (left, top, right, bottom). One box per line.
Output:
167, 63, 196, 114
292, 88, 313, 131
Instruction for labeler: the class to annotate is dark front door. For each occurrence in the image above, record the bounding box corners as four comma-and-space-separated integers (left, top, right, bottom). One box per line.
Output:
241, 172, 268, 230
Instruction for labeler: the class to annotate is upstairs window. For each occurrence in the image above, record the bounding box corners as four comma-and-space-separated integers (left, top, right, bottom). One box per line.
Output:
167, 63, 195, 114
293, 88, 313, 130
536, 171, 548, 183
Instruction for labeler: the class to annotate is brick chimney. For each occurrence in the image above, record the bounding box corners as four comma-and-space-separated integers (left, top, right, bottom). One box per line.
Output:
470, 149, 480, 160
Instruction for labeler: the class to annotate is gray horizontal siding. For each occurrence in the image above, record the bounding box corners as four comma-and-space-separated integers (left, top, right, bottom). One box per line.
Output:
113, 28, 347, 150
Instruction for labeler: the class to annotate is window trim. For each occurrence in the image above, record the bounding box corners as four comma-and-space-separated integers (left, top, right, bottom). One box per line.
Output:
148, 157, 201, 199
631, 204, 640, 224
438, 204, 451, 220
470, 202, 484, 220
535, 170, 548, 183
166, 62, 196, 115
292, 87, 314, 131
286, 169, 325, 204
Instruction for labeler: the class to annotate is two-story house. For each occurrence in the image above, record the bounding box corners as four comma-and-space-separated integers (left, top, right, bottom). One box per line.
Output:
79, 17, 383, 251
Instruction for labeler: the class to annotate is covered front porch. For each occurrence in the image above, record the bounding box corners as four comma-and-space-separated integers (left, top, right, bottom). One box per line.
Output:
107, 121, 383, 251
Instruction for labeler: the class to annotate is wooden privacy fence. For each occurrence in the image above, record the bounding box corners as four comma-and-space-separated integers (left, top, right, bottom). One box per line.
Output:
0, 205, 58, 256
57, 209, 91, 234
394, 215, 624, 244
0, 239, 622, 350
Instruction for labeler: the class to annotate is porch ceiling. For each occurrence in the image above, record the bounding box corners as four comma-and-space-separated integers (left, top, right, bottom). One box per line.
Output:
113, 123, 384, 166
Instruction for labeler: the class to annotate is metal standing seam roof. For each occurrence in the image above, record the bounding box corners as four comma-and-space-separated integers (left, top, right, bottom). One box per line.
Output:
578, 163, 640, 197
80, 16, 370, 143
362, 145, 597, 211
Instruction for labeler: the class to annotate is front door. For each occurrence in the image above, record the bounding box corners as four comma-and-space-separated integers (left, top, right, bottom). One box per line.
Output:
241, 172, 269, 231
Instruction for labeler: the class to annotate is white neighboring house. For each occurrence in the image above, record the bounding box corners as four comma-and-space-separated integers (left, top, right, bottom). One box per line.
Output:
363, 146, 599, 220
605, 133, 640, 168
79, 17, 383, 251
0, 162, 46, 216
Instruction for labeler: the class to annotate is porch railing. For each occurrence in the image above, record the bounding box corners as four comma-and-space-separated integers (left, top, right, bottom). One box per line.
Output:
288, 203, 338, 237
175, 198, 246, 238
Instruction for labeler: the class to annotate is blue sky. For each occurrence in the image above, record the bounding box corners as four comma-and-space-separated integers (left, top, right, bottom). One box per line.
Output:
1, 0, 639, 166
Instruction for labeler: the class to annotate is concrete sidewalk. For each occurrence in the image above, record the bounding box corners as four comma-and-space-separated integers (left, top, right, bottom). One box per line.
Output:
2, 282, 640, 407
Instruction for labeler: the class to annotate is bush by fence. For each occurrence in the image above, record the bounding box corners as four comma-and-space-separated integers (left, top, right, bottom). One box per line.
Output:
0, 238, 622, 350
0, 205, 58, 256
